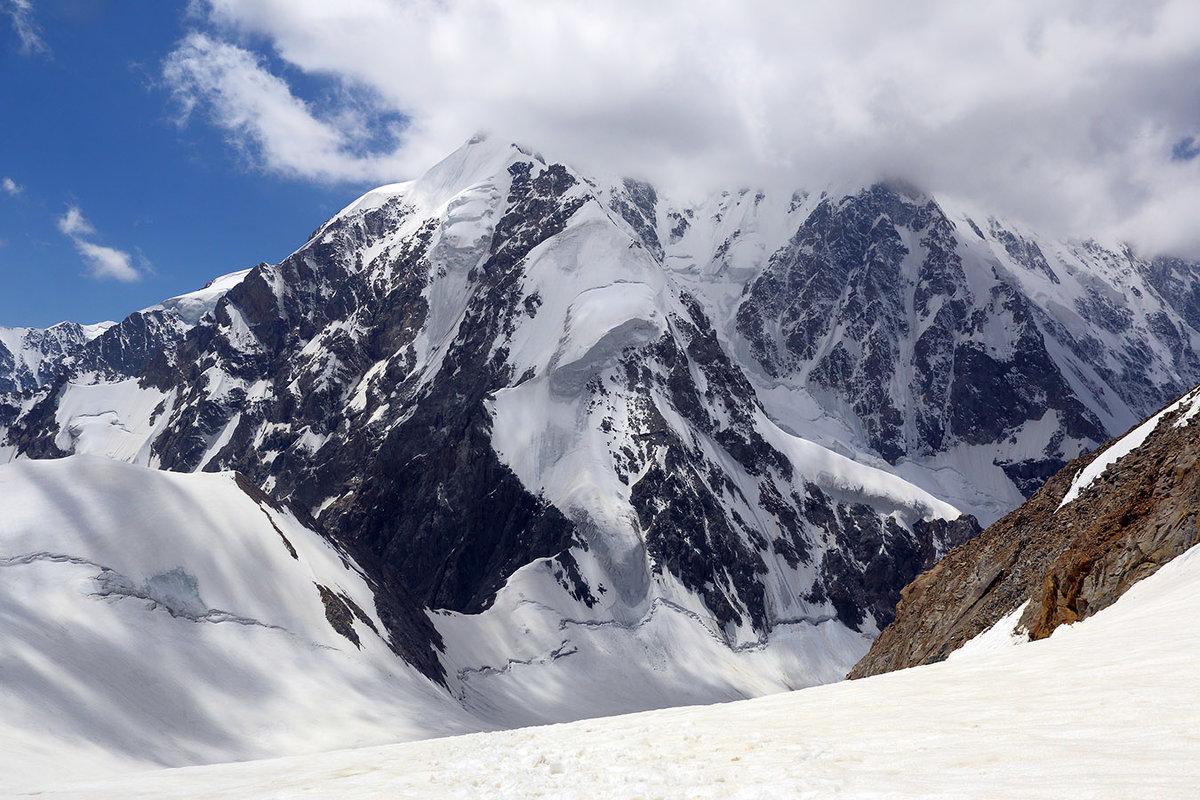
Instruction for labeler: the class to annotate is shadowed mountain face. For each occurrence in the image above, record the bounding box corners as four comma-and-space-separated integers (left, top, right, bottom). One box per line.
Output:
850, 384, 1200, 679
2, 138, 1198, 698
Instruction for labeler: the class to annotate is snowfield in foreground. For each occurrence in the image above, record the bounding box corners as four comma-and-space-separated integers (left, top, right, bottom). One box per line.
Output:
19, 542, 1200, 799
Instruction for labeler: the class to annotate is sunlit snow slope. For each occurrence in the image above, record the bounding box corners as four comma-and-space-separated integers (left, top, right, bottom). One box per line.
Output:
19, 541, 1200, 799
0, 456, 475, 793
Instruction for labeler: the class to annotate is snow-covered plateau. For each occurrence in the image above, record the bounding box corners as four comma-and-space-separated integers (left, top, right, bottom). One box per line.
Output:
15, 539, 1200, 799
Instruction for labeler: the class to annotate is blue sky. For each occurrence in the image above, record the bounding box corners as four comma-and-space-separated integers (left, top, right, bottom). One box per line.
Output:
3, 1, 1198, 329
0, 2, 370, 328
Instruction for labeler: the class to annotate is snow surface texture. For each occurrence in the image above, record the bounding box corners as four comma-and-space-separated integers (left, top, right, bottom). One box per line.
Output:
19, 542, 1200, 799
0, 456, 476, 792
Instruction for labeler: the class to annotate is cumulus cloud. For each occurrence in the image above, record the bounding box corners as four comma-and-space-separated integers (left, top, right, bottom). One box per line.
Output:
57, 205, 95, 237
72, 240, 140, 282
57, 206, 142, 282
3, 0, 48, 55
168, 0, 1200, 256
1, 177, 21, 195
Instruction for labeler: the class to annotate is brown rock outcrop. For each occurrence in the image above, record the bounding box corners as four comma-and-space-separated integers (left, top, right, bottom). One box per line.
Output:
850, 386, 1200, 679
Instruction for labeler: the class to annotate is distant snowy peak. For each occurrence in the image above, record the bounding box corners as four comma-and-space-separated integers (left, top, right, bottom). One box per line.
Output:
0, 321, 97, 394
598, 177, 1200, 522
0, 268, 249, 396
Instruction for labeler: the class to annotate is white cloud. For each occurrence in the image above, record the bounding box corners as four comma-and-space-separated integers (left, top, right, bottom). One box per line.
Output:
3, 0, 48, 55
168, 0, 1200, 257
57, 206, 95, 237
1, 177, 21, 195
162, 33, 407, 184
73, 240, 140, 282
57, 206, 142, 282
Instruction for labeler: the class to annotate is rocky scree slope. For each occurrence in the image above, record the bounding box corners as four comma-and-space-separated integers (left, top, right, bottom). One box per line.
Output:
851, 382, 1200, 678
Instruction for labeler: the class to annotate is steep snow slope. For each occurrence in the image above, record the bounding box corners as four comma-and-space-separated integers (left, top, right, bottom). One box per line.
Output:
601, 179, 1200, 523
0, 456, 475, 793
676, 187, 1200, 524
23, 541, 1200, 799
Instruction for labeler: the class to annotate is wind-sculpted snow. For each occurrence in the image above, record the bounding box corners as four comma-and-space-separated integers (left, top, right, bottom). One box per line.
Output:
0, 456, 475, 791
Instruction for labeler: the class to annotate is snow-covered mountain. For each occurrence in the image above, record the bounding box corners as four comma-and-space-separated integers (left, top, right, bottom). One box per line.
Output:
1, 138, 978, 695
0, 321, 108, 394
643, 182, 1200, 523
0, 270, 250, 461
2, 136, 1199, 747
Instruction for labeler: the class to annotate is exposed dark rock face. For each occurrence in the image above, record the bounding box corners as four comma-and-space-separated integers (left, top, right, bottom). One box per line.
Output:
0, 323, 91, 395
127, 155, 592, 672
1142, 256, 1200, 347
609, 178, 664, 261
734, 187, 1116, 474
815, 497, 980, 630
732, 186, 1200, 516
13, 141, 1197, 688
79, 309, 190, 377
849, 385, 1200, 679
599, 290, 975, 635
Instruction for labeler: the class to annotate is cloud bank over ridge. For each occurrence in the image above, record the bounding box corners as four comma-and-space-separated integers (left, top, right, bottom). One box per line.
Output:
166, 0, 1200, 256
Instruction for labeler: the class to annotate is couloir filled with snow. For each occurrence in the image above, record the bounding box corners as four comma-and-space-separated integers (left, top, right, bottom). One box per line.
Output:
17, 540, 1200, 799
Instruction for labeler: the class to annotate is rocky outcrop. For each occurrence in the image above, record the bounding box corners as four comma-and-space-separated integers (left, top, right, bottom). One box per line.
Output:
849, 385, 1200, 678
